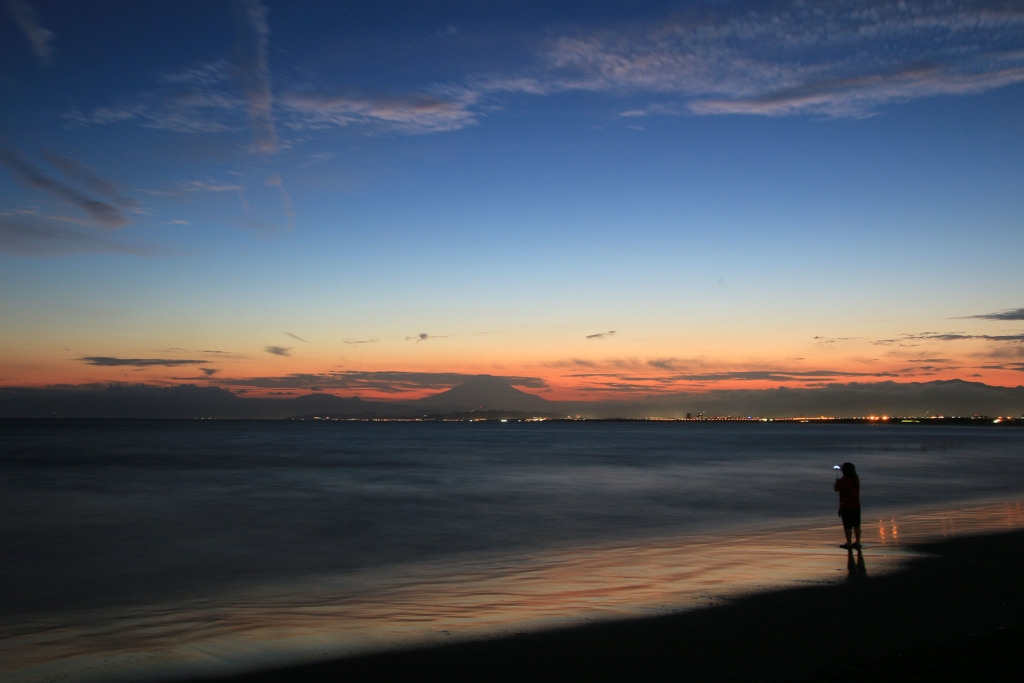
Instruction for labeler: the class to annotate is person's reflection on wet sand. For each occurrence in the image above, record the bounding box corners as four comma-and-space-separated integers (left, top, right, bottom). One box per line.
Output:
846, 547, 866, 580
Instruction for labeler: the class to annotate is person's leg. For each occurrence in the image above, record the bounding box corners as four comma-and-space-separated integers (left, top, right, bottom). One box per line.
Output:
853, 525, 862, 545
843, 526, 853, 546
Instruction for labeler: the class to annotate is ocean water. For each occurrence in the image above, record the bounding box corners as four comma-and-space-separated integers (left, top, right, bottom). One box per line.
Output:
2, 419, 1023, 681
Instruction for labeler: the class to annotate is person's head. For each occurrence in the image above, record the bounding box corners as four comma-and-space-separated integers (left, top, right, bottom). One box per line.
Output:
841, 462, 857, 477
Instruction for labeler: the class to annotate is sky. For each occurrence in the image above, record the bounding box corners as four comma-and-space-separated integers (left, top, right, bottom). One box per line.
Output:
2, 0, 1023, 409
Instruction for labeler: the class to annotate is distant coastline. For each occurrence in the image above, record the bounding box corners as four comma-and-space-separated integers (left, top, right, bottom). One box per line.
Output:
2, 376, 1022, 421
289, 415, 1024, 425
3, 415, 1021, 426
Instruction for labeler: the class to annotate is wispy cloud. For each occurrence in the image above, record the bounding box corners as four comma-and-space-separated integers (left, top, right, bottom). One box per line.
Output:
64, 61, 480, 140
980, 362, 1024, 373
560, 366, 910, 399
143, 178, 246, 196
65, 63, 245, 134
265, 174, 294, 229
0, 142, 130, 228
284, 332, 310, 343
275, 0, 1024, 132
666, 369, 898, 383
59, 0, 1024, 152
199, 349, 246, 358
280, 91, 479, 134
79, 356, 211, 367
586, 330, 616, 340
232, 0, 277, 152
964, 307, 1024, 321
552, 354, 904, 392
141, 177, 250, 214
4, 0, 54, 66
876, 331, 1024, 345
691, 63, 1024, 118
814, 336, 861, 344
40, 150, 139, 208
550, 356, 705, 373
570, 368, 896, 384
532, 0, 1024, 119
0, 212, 156, 257
265, 346, 291, 356
218, 371, 548, 393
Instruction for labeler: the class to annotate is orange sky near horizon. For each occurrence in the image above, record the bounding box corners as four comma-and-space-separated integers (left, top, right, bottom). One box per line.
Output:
3, 324, 1018, 403
2, 1, 1022, 409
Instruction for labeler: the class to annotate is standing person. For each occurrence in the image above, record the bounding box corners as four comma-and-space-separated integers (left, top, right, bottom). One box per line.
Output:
834, 462, 861, 548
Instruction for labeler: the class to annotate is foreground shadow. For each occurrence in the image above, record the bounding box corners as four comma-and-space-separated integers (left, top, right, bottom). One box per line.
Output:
190, 530, 1024, 683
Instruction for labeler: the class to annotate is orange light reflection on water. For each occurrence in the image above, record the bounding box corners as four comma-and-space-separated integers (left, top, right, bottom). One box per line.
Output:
2, 499, 1023, 683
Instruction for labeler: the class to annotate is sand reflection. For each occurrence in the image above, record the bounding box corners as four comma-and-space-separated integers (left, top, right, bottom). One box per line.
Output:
2, 498, 1022, 683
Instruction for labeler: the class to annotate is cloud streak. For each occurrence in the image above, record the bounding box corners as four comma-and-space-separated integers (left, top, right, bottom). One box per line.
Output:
79, 356, 211, 367
533, 0, 1024, 119
217, 371, 548, 394
875, 332, 1024, 345
564, 367, 898, 389
232, 0, 277, 152
689, 62, 1024, 117
0, 213, 155, 256
265, 174, 294, 229
666, 369, 898, 383
4, 0, 54, 66
280, 91, 479, 134
41, 150, 139, 208
965, 308, 1024, 321
0, 142, 130, 228
65, 62, 245, 134
59, 0, 1024, 156
408, 333, 442, 342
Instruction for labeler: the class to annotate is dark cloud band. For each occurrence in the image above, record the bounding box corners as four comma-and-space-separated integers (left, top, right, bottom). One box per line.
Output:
79, 356, 211, 367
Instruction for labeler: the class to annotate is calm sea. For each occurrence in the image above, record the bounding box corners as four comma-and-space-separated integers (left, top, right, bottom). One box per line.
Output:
2, 419, 1022, 681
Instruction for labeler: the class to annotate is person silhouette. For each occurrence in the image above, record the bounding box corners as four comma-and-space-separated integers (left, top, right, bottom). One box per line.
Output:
833, 462, 861, 548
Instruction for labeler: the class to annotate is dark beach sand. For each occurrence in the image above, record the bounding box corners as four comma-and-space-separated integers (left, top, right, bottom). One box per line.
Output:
194, 529, 1024, 683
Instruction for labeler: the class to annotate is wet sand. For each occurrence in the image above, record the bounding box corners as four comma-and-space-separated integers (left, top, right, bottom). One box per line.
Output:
192, 528, 1024, 683
170, 501, 1024, 683
4, 501, 1022, 682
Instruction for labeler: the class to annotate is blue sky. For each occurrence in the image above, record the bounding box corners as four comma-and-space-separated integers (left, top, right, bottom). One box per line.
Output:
1, 0, 1023, 407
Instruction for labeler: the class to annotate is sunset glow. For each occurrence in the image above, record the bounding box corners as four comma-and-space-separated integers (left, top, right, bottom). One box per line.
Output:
2, 1, 1023, 415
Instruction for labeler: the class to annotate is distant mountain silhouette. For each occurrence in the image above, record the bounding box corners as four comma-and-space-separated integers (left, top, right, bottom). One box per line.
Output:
2, 377, 1022, 420
0, 384, 405, 420
415, 375, 551, 412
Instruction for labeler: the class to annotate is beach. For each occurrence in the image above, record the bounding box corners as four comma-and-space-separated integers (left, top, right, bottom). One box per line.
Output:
195, 528, 1024, 683
4, 421, 1023, 682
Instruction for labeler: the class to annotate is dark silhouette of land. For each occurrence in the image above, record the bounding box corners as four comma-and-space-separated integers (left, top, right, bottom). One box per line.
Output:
185, 530, 1024, 683
1, 375, 1022, 420
414, 374, 552, 413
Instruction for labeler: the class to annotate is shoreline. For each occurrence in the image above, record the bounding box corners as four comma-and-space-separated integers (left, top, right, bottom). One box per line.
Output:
189, 527, 1024, 682
4, 499, 1022, 682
